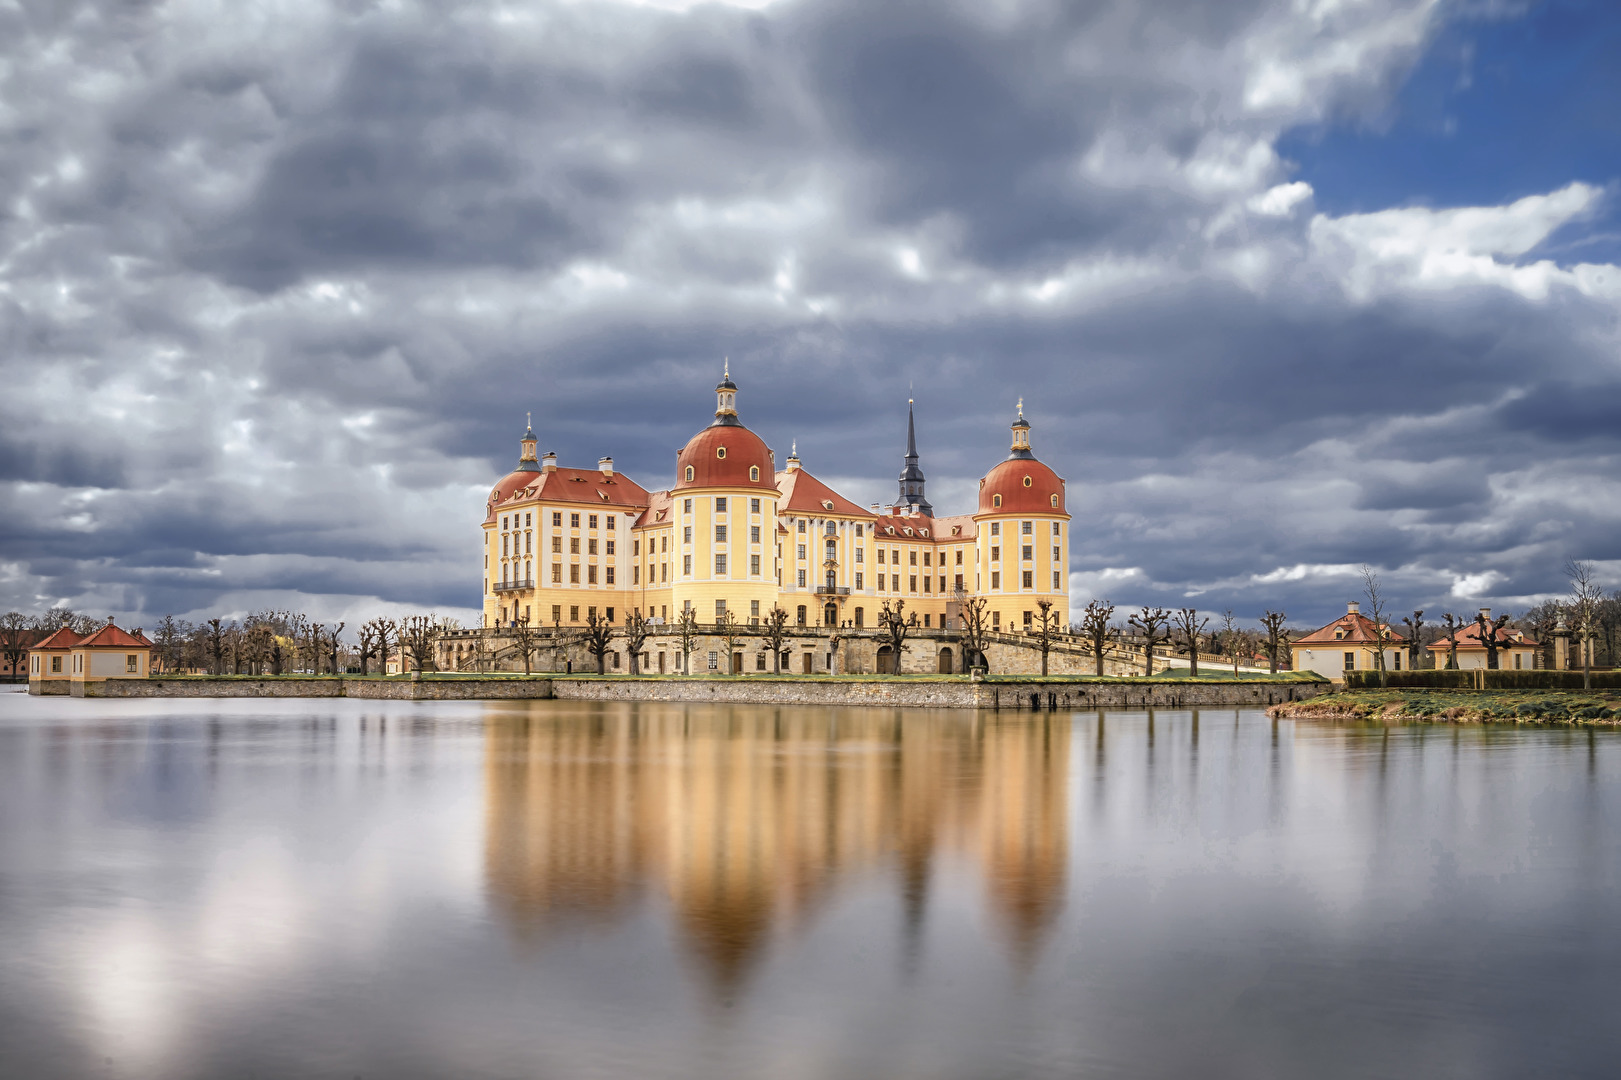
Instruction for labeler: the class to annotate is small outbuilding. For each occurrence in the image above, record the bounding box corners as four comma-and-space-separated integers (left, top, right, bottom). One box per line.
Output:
29, 620, 152, 695
1428, 611, 1541, 670
1289, 602, 1407, 682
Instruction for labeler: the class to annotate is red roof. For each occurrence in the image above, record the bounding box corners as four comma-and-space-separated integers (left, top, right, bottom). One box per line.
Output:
978, 457, 1067, 515
932, 514, 978, 541
1430, 624, 1539, 650
485, 466, 651, 523
775, 466, 875, 519
1293, 612, 1407, 646
872, 510, 942, 540
31, 626, 83, 650
633, 489, 676, 529
75, 623, 153, 649
675, 424, 777, 492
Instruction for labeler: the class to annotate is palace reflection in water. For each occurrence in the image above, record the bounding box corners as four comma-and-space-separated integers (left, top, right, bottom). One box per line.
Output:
481, 703, 1069, 987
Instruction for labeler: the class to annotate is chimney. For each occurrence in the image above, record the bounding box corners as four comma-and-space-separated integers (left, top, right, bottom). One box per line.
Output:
1347, 601, 1360, 615
598, 456, 614, 477
871, 503, 882, 513
540, 452, 558, 473
1478, 607, 1491, 620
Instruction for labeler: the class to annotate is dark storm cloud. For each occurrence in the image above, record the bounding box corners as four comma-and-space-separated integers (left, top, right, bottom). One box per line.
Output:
1, 0, 1618, 630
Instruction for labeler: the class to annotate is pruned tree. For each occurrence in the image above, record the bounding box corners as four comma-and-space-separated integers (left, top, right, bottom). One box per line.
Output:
959, 595, 993, 674
1128, 606, 1170, 676
622, 609, 652, 675
674, 606, 700, 674
1077, 599, 1115, 676
1172, 607, 1209, 677
1567, 557, 1602, 691
1400, 610, 1426, 671
1030, 599, 1062, 676
399, 614, 439, 673
460, 633, 491, 672
582, 610, 615, 674
1519, 600, 1562, 671
1473, 609, 1510, 671
760, 605, 790, 674
509, 615, 542, 675
878, 599, 915, 674
205, 618, 226, 676
1439, 613, 1464, 670
151, 615, 186, 675
1259, 610, 1289, 673
1219, 609, 1242, 675
1360, 565, 1395, 688
716, 609, 745, 674
356, 620, 378, 676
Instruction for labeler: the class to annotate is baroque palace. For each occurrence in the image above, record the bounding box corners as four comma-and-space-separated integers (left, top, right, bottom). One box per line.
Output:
480, 367, 1069, 668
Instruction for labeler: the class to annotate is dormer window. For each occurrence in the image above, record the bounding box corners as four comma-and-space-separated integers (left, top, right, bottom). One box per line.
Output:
716, 446, 727, 459
685, 466, 694, 482
1023, 476, 1032, 487
1334, 629, 1344, 640
749, 466, 759, 481
992, 495, 1002, 508
1050, 494, 1058, 507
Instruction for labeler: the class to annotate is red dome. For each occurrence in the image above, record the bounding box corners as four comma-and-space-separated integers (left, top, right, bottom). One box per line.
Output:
676, 423, 777, 491
484, 467, 540, 522
978, 457, 1066, 515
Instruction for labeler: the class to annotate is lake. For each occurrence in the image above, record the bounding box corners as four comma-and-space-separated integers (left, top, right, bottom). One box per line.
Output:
1, 692, 1618, 1078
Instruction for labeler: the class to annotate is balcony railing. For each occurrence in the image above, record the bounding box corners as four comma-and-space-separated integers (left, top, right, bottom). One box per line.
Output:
493, 578, 534, 593
815, 586, 851, 596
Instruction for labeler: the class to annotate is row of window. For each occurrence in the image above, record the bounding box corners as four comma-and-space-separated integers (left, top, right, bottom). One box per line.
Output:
502, 512, 621, 531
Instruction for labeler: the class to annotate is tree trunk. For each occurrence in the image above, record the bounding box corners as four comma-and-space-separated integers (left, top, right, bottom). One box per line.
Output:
1094, 649, 1103, 677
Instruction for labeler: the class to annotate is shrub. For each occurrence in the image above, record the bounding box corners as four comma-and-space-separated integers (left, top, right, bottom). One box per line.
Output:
1344, 670, 1474, 689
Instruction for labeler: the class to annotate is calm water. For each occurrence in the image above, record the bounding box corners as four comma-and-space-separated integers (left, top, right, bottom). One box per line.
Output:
1, 693, 1619, 1079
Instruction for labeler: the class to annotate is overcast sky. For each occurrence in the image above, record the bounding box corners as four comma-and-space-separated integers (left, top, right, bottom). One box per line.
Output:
2, 0, 1618, 631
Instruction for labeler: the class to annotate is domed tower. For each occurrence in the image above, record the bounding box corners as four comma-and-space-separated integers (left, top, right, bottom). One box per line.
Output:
973, 400, 1071, 630
670, 363, 780, 641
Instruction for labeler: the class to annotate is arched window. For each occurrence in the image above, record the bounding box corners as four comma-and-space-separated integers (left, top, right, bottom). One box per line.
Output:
992, 494, 1002, 508
749, 466, 759, 480
685, 466, 694, 482
1050, 494, 1058, 507
716, 446, 727, 459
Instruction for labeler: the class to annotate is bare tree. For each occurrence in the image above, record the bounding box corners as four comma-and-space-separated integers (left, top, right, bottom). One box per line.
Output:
509, 615, 542, 675
1128, 606, 1171, 676
959, 595, 993, 674
674, 606, 700, 674
1473, 609, 1510, 671
1172, 607, 1209, 677
1031, 599, 1062, 676
1, 612, 33, 680
1439, 613, 1464, 670
622, 609, 652, 675
1077, 599, 1115, 676
1218, 609, 1242, 675
399, 614, 439, 673
760, 605, 790, 674
878, 599, 916, 675
716, 609, 745, 674
1259, 610, 1288, 673
1360, 565, 1395, 688
460, 633, 491, 672
582, 611, 615, 674
151, 615, 186, 674
1567, 558, 1602, 691
356, 621, 379, 676
205, 618, 226, 676
1400, 610, 1426, 671
1519, 600, 1561, 671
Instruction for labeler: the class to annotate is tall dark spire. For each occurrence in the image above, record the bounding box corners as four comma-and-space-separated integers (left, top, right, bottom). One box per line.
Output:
896, 399, 933, 515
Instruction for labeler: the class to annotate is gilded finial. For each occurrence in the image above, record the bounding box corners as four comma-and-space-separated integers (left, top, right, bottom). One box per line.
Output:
1017, 396, 1024, 418
724, 356, 729, 379
526, 410, 532, 429
791, 438, 797, 456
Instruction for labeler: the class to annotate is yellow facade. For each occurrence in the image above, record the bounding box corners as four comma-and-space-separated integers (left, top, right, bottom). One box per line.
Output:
481, 374, 1070, 640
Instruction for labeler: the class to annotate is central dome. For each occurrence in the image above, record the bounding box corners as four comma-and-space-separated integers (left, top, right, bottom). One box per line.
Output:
675, 364, 776, 490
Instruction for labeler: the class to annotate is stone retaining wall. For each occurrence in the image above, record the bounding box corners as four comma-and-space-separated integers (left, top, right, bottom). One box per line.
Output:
80, 674, 1324, 709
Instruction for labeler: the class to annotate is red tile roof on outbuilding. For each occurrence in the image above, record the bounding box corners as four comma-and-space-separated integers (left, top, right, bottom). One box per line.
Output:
31, 627, 83, 650
1292, 612, 1406, 646
75, 623, 153, 649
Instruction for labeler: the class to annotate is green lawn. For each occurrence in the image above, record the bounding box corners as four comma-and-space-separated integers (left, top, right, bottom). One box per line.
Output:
1276, 688, 1621, 723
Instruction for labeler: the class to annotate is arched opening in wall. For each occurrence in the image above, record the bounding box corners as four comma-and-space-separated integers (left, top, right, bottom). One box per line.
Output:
824, 603, 837, 626
938, 647, 953, 674
877, 645, 895, 675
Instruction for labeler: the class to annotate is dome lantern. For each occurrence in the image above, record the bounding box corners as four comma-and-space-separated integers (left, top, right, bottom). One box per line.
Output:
713, 358, 740, 427
516, 412, 540, 471
1008, 398, 1034, 460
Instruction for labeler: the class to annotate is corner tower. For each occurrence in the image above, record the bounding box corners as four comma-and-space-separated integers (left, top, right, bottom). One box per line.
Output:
972, 399, 1071, 630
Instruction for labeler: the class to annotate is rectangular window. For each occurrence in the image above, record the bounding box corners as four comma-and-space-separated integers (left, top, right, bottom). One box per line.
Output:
750, 554, 761, 575
684, 498, 693, 514
588, 538, 598, 555
991, 572, 1001, 590
52, 656, 62, 673
661, 536, 668, 553
552, 536, 562, 553
588, 606, 597, 621
750, 525, 761, 544
1022, 570, 1033, 588
923, 614, 931, 628
922, 576, 930, 593
751, 600, 760, 617
605, 540, 615, 555
892, 574, 899, 591
633, 566, 640, 584
570, 605, 579, 622
854, 548, 863, 563
923, 552, 931, 566
588, 515, 598, 529
570, 537, 580, 554
605, 567, 615, 584
909, 550, 917, 565
588, 565, 598, 585
855, 524, 863, 538
715, 525, 727, 543
612, 651, 620, 668
939, 576, 946, 593
715, 497, 727, 513
1022, 545, 1032, 561
1392, 651, 1401, 670
683, 526, 693, 544
502, 516, 509, 530
991, 546, 1000, 562
525, 533, 531, 554
605, 608, 614, 623
633, 540, 640, 556
607, 517, 615, 531
552, 564, 562, 583
990, 522, 1000, 536
855, 572, 864, 590
708, 651, 719, 670
683, 554, 693, 575
1053, 571, 1061, 589
955, 574, 964, 589
798, 569, 807, 587
1053, 522, 1061, 535
909, 575, 918, 592
570, 565, 581, 584
715, 554, 728, 575
1053, 546, 1060, 560
1022, 521, 1032, 535
662, 563, 668, 582
552, 605, 561, 623
956, 550, 962, 565
751, 498, 760, 513
1344, 652, 1355, 670
1023, 610, 1033, 628
715, 600, 727, 618
571, 513, 580, 527
797, 544, 806, 560
877, 549, 885, 564
553, 513, 562, 526
126, 655, 138, 672
992, 611, 1001, 628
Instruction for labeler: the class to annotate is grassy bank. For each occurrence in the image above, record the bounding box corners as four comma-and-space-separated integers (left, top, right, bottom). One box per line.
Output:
1270, 688, 1621, 724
